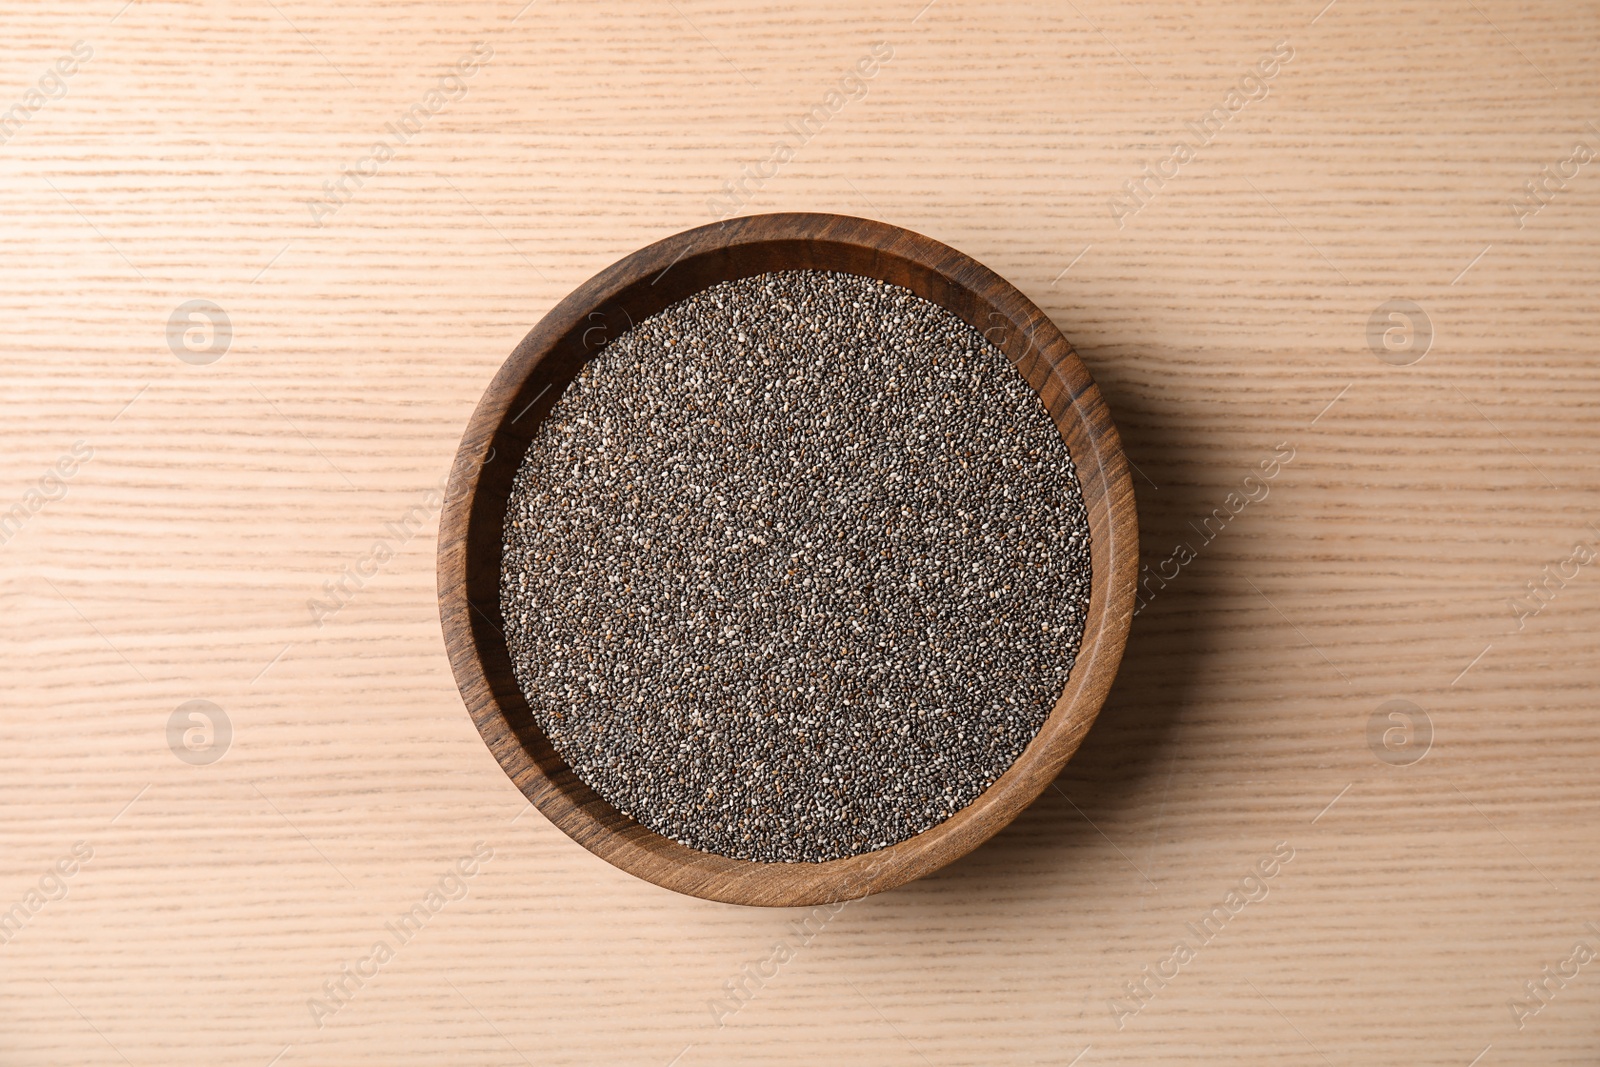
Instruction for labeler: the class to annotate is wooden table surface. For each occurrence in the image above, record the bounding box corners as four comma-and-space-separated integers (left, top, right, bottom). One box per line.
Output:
3, 1, 1597, 1063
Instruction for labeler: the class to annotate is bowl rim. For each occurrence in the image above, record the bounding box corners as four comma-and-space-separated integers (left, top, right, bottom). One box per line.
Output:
438, 212, 1137, 907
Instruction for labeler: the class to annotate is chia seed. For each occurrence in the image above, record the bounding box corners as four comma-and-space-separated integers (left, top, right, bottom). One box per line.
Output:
501, 269, 1091, 863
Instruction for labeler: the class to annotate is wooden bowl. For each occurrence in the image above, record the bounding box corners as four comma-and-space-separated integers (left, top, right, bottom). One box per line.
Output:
438, 213, 1137, 907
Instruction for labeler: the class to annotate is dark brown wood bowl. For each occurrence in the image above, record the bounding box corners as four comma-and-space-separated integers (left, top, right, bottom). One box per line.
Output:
438, 212, 1137, 907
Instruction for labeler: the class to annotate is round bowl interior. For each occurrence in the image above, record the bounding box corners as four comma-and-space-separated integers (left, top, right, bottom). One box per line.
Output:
438, 212, 1136, 906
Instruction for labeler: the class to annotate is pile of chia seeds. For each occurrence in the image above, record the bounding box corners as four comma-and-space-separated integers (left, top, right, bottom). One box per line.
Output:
500, 269, 1091, 863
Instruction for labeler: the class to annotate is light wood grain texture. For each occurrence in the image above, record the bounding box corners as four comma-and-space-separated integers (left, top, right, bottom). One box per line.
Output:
1, 0, 1597, 1063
